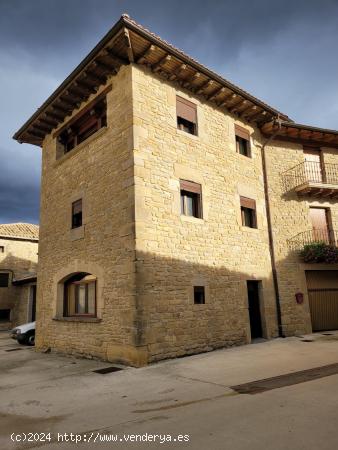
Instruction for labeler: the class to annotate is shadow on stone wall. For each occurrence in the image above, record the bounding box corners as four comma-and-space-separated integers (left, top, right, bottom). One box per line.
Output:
130, 250, 283, 362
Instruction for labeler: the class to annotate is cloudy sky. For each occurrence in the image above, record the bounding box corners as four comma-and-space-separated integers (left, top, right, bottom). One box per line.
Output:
1, 0, 338, 224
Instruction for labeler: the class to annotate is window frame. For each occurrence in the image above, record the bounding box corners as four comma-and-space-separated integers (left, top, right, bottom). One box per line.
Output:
235, 124, 251, 157
54, 86, 111, 157
64, 273, 97, 318
240, 196, 257, 229
180, 180, 202, 219
176, 96, 198, 136
71, 199, 83, 229
194, 286, 205, 304
0, 309, 11, 322
0, 272, 9, 288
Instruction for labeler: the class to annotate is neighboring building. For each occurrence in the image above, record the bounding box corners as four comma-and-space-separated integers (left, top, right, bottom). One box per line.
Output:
0, 223, 38, 330
13, 15, 338, 365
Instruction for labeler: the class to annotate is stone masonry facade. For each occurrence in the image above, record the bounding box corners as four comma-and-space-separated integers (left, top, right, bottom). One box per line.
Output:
0, 231, 38, 329
18, 17, 337, 367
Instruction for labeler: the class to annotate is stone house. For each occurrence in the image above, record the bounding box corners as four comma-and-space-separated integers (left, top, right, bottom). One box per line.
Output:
13, 15, 338, 365
0, 223, 38, 330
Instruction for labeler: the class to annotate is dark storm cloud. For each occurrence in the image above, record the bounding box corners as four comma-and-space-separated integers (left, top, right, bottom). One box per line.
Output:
1, 0, 338, 223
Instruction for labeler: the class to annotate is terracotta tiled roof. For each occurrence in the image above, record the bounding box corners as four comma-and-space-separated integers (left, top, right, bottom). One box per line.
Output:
0, 223, 39, 241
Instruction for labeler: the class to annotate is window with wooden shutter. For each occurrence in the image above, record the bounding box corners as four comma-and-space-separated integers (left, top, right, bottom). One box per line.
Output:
240, 196, 257, 228
235, 124, 251, 157
180, 180, 202, 218
176, 96, 198, 135
57, 96, 107, 154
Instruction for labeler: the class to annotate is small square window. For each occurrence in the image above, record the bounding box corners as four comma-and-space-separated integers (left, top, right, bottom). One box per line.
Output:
176, 96, 198, 136
180, 180, 202, 219
194, 286, 205, 304
0, 273, 9, 288
0, 246, 4, 253
235, 125, 251, 157
240, 196, 257, 229
72, 199, 82, 229
0, 309, 10, 321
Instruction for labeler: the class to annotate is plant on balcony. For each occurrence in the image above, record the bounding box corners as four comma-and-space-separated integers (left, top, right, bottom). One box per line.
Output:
300, 242, 338, 263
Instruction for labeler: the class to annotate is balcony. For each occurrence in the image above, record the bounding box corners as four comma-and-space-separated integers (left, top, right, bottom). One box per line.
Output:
282, 161, 338, 198
288, 229, 338, 264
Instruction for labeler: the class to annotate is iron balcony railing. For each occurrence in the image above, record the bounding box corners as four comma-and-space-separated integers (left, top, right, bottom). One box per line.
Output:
282, 161, 338, 191
288, 229, 338, 251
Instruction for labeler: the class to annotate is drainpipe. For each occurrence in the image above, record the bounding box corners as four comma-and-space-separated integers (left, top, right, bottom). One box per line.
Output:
259, 116, 285, 338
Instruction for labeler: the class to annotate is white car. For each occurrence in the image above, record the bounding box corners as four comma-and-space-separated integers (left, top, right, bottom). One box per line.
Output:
10, 321, 35, 346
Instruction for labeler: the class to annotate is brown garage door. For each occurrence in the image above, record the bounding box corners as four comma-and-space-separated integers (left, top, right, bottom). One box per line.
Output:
306, 271, 338, 331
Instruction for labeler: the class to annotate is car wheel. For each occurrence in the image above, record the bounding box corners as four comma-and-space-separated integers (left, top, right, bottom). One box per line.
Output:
27, 332, 35, 346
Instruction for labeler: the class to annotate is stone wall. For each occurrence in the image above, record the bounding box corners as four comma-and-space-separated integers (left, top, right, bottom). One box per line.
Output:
266, 141, 338, 335
131, 64, 278, 362
35, 66, 147, 365
0, 238, 38, 329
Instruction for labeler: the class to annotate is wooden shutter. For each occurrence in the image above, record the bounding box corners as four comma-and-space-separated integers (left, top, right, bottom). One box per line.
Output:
180, 180, 201, 194
72, 199, 82, 215
176, 96, 197, 124
240, 196, 256, 210
235, 124, 250, 141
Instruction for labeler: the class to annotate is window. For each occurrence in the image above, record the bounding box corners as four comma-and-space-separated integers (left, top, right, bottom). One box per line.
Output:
57, 97, 107, 154
176, 96, 197, 135
0, 309, 10, 322
72, 199, 82, 229
0, 246, 4, 253
194, 286, 205, 304
240, 197, 257, 228
0, 273, 9, 288
180, 180, 202, 218
235, 124, 251, 157
64, 273, 96, 317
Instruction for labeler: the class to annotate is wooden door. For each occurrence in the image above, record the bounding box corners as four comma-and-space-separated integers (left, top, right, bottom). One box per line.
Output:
309, 208, 330, 243
303, 148, 323, 182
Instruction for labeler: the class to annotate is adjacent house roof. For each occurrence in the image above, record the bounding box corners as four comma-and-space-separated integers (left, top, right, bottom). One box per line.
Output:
261, 120, 338, 149
12, 273, 37, 285
13, 14, 338, 150
0, 223, 39, 241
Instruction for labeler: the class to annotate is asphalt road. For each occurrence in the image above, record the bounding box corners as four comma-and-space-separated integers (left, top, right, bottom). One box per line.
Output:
1, 331, 338, 450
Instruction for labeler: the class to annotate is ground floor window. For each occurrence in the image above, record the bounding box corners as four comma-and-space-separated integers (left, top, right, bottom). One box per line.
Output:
64, 273, 96, 317
0, 309, 10, 321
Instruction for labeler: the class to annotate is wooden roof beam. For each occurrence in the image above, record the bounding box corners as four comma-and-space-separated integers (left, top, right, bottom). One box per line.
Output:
229, 99, 248, 114
241, 105, 258, 119
45, 110, 63, 121
39, 117, 58, 127
152, 54, 171, 73
207, 87, 225, 102
123, 28, 134, 63
137, 44, 156, 64
248, 110, 267, 122
82, 71, 106, 85
32, 123, 51, 133
51, 104, 70, 115
196, 79, 214, 95
73, 80, 97, 96
101, 48, 126, 66
218, 93, 237, 107
169, 63, 187, 81
92, 60, 117, 75
182, 71, 201, 88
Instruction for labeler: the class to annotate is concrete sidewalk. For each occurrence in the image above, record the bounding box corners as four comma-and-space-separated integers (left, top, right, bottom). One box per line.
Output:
1, 331, 338, 449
